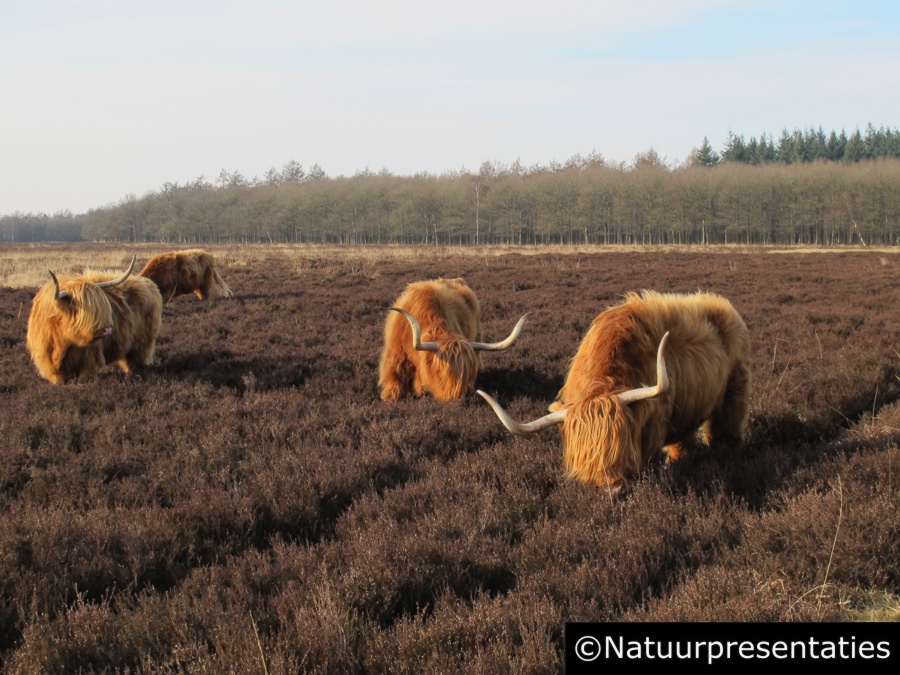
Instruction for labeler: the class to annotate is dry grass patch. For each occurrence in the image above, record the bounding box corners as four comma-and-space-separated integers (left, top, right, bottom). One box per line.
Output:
844, 591, 900, 622
13, 242, 895, 288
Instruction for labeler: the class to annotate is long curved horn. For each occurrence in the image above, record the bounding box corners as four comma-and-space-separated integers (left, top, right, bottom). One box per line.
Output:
616, 331, 670, 405
469, 312, 532, 351
389, 307, 440, 352
477, 390, 567, 435
49, 270, 70, 300
95, 255, 136, 288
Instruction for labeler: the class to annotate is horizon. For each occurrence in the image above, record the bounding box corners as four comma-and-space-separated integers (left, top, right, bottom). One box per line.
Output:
3, 1, 899, 215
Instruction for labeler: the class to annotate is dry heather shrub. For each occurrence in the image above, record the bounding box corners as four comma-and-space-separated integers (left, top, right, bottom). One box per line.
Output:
270, 577, 365, 673
738, 450, 900, 591
331, 512, 517, 628
7, 597, 136, 674
510, 482, 744, 620
623, 566, 790, 622
364, 590, 563, 674
7, 587, 225, 673
1, 246, 899, 671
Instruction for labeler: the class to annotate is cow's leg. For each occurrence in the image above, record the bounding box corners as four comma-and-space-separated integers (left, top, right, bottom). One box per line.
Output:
120, 322, 158, 376
194, 271, 211, 299
704, 361, 751, 446
115, 352, 135, 376
663, 441, 687, 462
665, 429, 704, 461
413, 368, 428, 397
379, 352, 415, 401
120, 344, 154, 377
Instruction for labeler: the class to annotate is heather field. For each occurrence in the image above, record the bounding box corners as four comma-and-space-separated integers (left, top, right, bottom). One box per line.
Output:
0, 244, 898, 673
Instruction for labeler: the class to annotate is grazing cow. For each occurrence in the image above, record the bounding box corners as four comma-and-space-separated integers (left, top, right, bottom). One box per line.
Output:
139, 249, 233, 303
478, 291, 751, 492
379, 277, 531, 402
26, 256, 163, 384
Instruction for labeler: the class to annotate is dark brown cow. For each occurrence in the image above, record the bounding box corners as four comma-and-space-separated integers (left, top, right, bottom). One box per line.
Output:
139, 249, 232, 303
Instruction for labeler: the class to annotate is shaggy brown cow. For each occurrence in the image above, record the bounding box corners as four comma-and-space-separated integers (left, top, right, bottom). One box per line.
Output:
478, 291, 751, 492
26, 257, 163, 384
379, 277, 531, 402
139, 249, 233, 303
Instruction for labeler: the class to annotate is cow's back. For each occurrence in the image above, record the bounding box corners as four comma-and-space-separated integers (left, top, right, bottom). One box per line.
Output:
391, 278, 483, 344
554, 291, 748, 413
177, 249, 214, 290
139, 254, 177, 295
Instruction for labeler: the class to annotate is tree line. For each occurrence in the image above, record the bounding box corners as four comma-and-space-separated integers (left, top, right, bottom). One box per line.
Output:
696, 123, 900, 166
0, 211, 85, 243
3, 128, 899, 247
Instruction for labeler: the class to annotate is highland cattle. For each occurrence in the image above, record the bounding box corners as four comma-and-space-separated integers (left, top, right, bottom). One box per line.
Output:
478, 291, 751, 492
139, 249, 233, 303
379, 277, 531, 401
26, 256, 163, 384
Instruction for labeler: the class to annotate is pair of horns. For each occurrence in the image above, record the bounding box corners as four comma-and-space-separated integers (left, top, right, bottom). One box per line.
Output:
390, 307, 532, 352
478, 332, 670, 435
51, 255, 136, 301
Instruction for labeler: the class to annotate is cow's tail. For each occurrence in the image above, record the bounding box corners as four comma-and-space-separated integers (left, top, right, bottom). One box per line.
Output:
212, 267, 233, 297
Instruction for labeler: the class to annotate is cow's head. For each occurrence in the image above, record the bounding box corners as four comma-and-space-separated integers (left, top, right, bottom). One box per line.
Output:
47, 256, 135, 345
478, 332, 669, 488
390, 307, 531, 399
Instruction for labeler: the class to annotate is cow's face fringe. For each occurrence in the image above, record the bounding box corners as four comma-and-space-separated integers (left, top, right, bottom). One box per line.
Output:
422, 336, 481, 401
33, 280, 113, 346
61, 281, 114, 345
560, 394, 640, 487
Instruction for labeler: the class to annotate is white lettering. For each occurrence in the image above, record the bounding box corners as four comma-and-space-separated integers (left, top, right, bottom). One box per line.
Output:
606, 636, 623, 659
675, 641, 693, 659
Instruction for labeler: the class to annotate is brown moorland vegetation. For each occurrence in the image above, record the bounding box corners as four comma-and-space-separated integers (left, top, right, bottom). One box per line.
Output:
0, 244, 898, 672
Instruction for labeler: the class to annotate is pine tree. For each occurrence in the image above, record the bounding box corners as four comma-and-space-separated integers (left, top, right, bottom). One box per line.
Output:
721, 132, 746, 163
863, 123, 881, 159
282, 160, 306, 183
776, 129, 799, 164
844, 129, 864, 163
825, 131, 842, 161
761, 133, 777, 162
307, 163, 327, 180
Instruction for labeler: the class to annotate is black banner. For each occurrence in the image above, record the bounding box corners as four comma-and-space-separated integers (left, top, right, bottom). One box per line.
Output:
566, 623, 898, 674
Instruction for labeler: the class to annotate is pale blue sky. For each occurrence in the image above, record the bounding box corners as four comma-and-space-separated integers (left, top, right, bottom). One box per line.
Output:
2, 1, 898, 214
